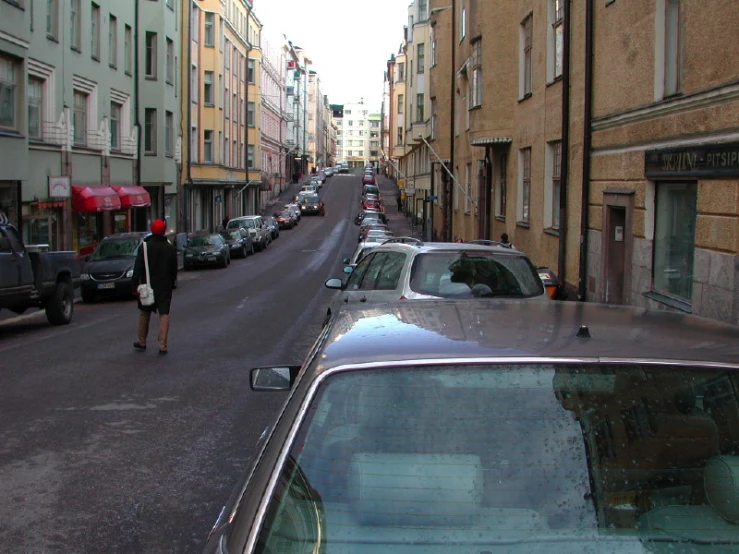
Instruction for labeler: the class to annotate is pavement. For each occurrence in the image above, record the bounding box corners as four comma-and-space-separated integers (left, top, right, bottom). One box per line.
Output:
374, 173, 421, 240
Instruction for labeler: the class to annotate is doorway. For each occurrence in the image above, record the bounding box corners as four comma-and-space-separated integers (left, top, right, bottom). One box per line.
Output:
605, 206, 626, 304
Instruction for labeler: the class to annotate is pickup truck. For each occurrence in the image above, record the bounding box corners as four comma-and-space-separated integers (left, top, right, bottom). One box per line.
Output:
0, 224, 81, 325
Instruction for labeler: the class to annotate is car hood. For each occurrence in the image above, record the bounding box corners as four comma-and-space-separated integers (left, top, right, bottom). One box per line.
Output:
84, 257, 136, 273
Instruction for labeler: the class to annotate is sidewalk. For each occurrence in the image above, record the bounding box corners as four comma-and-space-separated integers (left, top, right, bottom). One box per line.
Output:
375, 174, 423, 240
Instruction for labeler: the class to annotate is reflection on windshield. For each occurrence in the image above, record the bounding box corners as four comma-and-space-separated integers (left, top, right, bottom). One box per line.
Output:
410, 252, 544, 298
251, 364, 739, 551
90, 239, 141, 260
187, 235, 220, 247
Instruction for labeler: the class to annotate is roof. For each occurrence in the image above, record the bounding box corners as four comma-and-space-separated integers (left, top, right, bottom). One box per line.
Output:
317, 299, 739, 371
372, 240, 527, 256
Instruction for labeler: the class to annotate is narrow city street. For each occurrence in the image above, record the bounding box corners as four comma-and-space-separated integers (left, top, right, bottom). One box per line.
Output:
0, 172, 376, 553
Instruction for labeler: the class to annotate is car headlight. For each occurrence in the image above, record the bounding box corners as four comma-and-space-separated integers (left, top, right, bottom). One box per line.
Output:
125, 269, 134, 278
80, 273, 90, 281
185, 253, 194, 258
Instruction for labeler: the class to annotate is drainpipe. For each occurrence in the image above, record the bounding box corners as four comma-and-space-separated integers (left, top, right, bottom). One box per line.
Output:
134, 0, 142, 230
578, 0, 594, 301
557, 0, 571, 291
184, 0, 193, 232
446, 0, 456, 241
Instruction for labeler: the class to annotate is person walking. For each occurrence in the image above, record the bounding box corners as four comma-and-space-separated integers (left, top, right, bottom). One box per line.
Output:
396, 195, 403, 212
222, 215, 230, 229
132, 219, 178, 355
500, 233, 514, 248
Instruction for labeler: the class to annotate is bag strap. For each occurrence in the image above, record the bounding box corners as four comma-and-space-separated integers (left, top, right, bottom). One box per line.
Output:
143, 241, 151, 286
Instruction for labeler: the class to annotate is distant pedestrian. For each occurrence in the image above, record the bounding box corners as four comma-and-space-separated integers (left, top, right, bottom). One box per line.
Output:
455, 237, 463, 243
397, 195, 403, 212
319, 200, 326, 216
222, 216, 229, 229
500, 233, 513, 248
132, 219, 178, 355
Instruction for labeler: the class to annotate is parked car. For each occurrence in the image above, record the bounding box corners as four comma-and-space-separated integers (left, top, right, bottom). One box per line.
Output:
226, 215, 272, 251
0, 223, 80, 325
323, 167, 335, 178
183, 232, 230, 269
202, 298, 739, 553
355, 209, 388, 226
338, 163, 350, 174
284, 203, 301, 223
80, 232, 149, 302
219, 228, 255, 258
316, 170, 327, 183
264, 216, 280, 240
273, 210, 296, 230
362, 173, 376, 185
362, 184, 381, 198
324, 239, 547, 324
300, 184, 318, 195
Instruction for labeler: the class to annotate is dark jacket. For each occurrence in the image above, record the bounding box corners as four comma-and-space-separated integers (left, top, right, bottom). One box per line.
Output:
133, 235, 178, 293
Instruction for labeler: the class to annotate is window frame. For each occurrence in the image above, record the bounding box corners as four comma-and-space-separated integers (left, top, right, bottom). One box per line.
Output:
166, 38, 174, 84
203, 129, 213, 162
108, 14, 118, 68
91, 3, 101, 60
518, 147, 531, 225
27, 77, 43, 139
46, 0, 59, 40
521, 14, 533, 98
247, 101, 255, 128
495, 152, 507, 219
0, 55, 18, 131
416, 93, 424, 123
144, 108, 157, 155
72, 90, 88, 146
470, 39, 482, 108
417, 43, 425, 74
70, 0, 82, 51
204, 12, 215, 47
203, 70, 214, 105
145, 32, 158, 79
124, 24, 133, 75
109, 101, 121, 151
165, 110, 173, 157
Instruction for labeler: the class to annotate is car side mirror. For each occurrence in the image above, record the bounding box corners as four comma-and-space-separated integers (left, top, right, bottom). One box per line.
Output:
325, 277, 345, 290
250, 366, 301, 391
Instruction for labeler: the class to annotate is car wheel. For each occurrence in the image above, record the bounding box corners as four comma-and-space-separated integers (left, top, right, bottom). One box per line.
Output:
241, 245, 247, 258
45, 280, 74, 325
250, 243, 255, 256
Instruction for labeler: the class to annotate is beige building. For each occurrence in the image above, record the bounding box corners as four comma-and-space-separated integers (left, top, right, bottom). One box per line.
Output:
410, 0, 739, 325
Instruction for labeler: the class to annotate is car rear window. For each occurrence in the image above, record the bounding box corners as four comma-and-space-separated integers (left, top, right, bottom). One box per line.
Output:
409, 251, 545, 298
252, 363, 739, 551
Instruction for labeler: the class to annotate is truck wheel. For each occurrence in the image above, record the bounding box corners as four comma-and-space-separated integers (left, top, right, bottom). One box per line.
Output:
45, 281, 74, 325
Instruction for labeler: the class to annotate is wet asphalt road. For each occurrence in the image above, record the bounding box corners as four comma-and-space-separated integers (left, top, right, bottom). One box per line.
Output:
0, 172, 372, 553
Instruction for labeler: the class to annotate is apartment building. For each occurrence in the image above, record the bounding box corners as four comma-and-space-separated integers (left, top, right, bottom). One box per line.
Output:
368, 113, 381, 166
338, 102, 372, 167
413, 0, 739, 325
260, 31, 286, 200
307, 71, 324, 171
284, 43, 309, 181
0, 0, 178, 255
181, 0, 262, 232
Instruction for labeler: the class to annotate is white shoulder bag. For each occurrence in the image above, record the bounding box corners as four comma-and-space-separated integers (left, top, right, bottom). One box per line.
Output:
137, 241, 156, 306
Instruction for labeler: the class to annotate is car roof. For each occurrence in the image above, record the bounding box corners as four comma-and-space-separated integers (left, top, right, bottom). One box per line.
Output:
103, 232, 149, 240
367, 240, 523, 256
316, 299, 739, 372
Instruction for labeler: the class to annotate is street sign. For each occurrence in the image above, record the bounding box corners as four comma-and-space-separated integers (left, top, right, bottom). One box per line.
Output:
426, 195, 438, 201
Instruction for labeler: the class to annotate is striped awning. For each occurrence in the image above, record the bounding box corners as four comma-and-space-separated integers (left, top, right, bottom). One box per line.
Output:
470, 136, 513, 146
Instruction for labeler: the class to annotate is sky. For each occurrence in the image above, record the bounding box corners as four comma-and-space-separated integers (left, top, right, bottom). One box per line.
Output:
254, 0, 410, 113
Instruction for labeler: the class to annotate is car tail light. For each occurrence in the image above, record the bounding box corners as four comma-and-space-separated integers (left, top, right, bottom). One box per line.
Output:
399, 295, 407, 300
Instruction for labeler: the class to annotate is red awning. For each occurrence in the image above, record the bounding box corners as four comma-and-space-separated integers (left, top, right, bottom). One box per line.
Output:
71, 186, 122, 212
112, 185, 151, 208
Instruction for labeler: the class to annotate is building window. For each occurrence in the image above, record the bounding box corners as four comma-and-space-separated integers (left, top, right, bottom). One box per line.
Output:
204, 12, 214, 46
430, 98, 437, 140
165, 111, 173, 156
653, 182, 696, 302
73, 91, 87, 145
108, 101, 121, 150
124, 24, 132, 74
417, 43, 425, 73
247, 101, 255, 127
551, 0, 563, 79
550, 141, 562, 229
191, 2, 199, 44
464, 163, 472, 213
397, 93, 403, 114
224, 82, 229, 117
70, 0, 81, 50
91, 3, 100, 60
418, 0, 427, 19
28, 77, 43, 138
190, 126, 197, 162
191, 65, 198, 103
145, 32, 157, 78
518, 148, 531, 224
470, 39, 482, 108
109, 15, 117, 68
218, 130, 222, 163
397, 127, 403, 145
416, 93, 424, 122
46, 0, 59, 39
203, 71, 214, 104
247, 58, 255, 84
664, 0, 682, 96
144, 108, 157, 154
166, 38, 174, 84
247, 144, 254, 168
521, 14, 533, 97
204, 130, 213, 162
495, 152, 507, 218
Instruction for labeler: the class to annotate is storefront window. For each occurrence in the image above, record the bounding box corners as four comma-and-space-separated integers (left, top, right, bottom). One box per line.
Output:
76, 212, 100, 254
24, 214, 60, 249
653, 182, 697, 303
113, 212, 128, 234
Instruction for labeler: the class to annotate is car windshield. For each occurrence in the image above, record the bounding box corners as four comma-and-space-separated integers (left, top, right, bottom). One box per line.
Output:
187, 235, 220, 247
89, 238, 141, 260
275, 211, 290, 217
252, 363, 739, 552
228, 219, 256, 229
409, 251, 545, 298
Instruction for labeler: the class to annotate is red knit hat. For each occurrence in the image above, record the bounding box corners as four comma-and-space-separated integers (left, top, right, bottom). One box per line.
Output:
151, 219, 167, 236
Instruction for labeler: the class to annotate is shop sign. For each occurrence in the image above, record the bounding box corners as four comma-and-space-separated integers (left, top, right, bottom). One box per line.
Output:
48, 176, 71, 198
645, 142, 739, 178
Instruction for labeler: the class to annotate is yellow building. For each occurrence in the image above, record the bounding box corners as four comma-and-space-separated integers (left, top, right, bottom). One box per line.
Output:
180, 0, 262, 232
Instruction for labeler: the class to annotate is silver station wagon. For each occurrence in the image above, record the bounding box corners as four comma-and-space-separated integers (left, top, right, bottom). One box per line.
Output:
203, 299, 739, 554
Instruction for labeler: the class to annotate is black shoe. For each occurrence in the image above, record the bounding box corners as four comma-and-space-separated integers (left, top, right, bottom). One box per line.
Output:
158, 349, 168, 355
133, 342, 146, 351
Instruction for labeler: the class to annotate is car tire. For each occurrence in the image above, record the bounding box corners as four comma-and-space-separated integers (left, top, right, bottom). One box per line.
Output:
241, 246, 247, 258
250, 243, 255, 256
81, 289, 96, 303
45, 280, 74, 326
